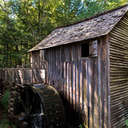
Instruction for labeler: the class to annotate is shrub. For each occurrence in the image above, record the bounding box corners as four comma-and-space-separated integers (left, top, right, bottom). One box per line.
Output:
0, 119, 16, 128
1, 90, 10, 111
126, 120, 128, 127
0, 119, 10, 128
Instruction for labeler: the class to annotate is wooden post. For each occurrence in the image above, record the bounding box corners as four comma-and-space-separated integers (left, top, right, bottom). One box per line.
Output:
40, 50, 44, 68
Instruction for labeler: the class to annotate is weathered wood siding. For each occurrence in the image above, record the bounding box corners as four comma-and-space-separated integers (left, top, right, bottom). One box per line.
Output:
31, 51, 40, 68
43, 38, 109, 127
109, 12, 128, 128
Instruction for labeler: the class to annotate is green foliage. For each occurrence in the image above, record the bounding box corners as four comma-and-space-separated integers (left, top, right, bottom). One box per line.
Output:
0, 0, 127, 67
79, 123, 88, 128
126, 119, 128, 127
0, 119, 10, 128
0, 90, 16, 128
0, 119, 16, 128
1, 90, 10, 111
79, 124, 83, 128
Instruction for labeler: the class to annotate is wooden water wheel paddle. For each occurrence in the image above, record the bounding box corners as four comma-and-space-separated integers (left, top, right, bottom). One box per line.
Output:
8, 84, 65, 128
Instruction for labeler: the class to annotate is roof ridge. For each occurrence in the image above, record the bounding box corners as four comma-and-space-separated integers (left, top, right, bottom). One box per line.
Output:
29, 4, 128, 52
55, 4, 128, 29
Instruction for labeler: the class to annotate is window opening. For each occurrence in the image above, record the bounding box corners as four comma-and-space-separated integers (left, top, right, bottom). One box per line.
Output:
81, 43, 89, 57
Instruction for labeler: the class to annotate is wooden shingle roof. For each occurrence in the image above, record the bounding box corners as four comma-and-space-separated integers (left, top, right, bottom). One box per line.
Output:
29, 4, 128, 52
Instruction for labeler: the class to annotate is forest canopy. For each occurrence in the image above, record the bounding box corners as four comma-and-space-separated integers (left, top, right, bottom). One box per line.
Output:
0, 0, 127, 67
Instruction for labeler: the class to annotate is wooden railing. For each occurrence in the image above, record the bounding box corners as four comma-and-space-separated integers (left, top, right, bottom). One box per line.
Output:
0, 68, 47, 84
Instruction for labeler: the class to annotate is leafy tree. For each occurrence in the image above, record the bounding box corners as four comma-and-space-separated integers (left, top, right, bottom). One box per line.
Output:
0, 0, 126, 67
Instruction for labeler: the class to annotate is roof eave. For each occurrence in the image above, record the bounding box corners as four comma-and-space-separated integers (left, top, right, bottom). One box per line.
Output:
28, 32, 110, 52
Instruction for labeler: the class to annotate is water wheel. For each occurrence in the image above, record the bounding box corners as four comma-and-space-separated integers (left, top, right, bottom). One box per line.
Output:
8, 83, 65, 128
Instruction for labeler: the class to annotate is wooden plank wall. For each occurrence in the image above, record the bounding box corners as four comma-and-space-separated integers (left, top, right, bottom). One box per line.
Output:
44, 39, 109, 127
109, 12, 128, 128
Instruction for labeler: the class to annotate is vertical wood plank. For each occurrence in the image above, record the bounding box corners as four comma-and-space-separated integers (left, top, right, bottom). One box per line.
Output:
47, 50, 50, 84
91, 59, 95, 128
56, 47, 59, 87
86, 59, 90, 128
60, 47, 63, 92
98, 40, 102, 128
80, 60, 83, 111
89, 59, 93, 128
101, 38, 106, 128
76, 62, 79, 111
63, 61, 66, 97
73, 62, 76, 109
61, 47, 64, 93
71, 62, 73, 106
94, 58, 99, 128
82, 61, 88, 126
77, 61, 80, 111
49, 49, 51, 84
53, 48, 56, 85
105, 35, 111, 128
68, 62, 71, 105
75, 62, 77, 111
107, 37, 111, 128
67, 62, 69, 100
50, 48, 53, 82
57, 47, 61, 91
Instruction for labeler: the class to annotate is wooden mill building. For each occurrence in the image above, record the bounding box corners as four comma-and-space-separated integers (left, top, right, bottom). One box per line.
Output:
29, 5, 128, 128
